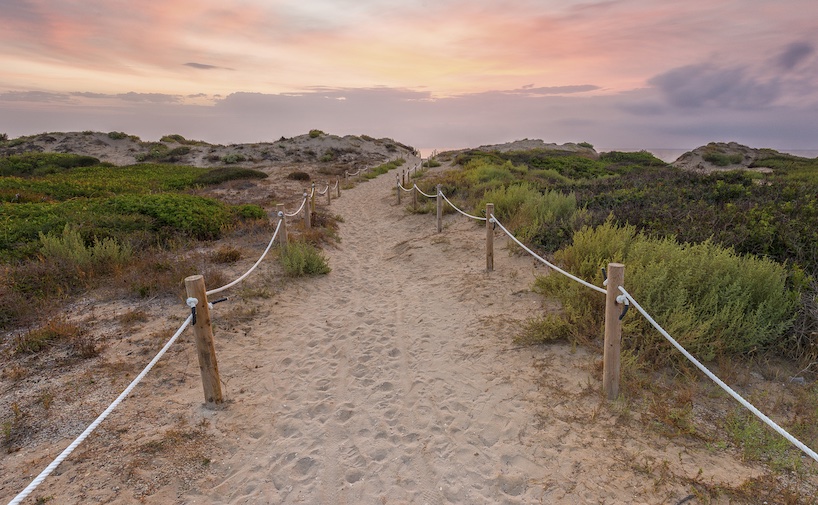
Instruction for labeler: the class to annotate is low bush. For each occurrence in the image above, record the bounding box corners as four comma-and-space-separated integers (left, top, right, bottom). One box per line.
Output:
535, 220, 799, 366
279, 241, 331, 276
309, 129, 324, 138
193, 167, 268, 185
287, 171, 310, 181
0, 153, 100, 177
704, 152, 744, 166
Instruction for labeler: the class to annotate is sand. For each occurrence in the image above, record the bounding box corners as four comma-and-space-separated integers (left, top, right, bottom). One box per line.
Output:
1, 155, 779, 504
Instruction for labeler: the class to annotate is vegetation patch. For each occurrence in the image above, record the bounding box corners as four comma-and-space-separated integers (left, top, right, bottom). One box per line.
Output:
279, 241, 331, 277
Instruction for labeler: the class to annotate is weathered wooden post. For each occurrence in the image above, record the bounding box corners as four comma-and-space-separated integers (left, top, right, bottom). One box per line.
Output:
486, 203, 494, 272
303, 191, 311, 229
396, 175, 401, 205
402, 169, 406, 187
412, 183, 418, 211
184, 275, 223, 404
275, 203, 288, 246
326, 182, 331, 205
603, 262, 625, 400
310, 183, 316, 213
336, 178, 341, 198
436, 184, 442, 233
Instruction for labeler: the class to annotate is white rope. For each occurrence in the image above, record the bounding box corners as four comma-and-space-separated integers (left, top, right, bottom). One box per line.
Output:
206, 218, 282, 296
309, 186, 315, 198
7, 315, 193, 505
284, 196, 307, 217
618, 286, 818, 464
491, 214, 607, 295
333, 179, 339, 190
415, 185, 437, 199
317, 184, 329, 195
397, 182, 414, 193
440, 192, 487, 221
346, 168, 363, 177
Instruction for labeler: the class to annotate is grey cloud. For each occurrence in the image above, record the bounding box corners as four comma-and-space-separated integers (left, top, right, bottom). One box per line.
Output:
775, 42, 814, 71
184, 62, 234, 71
649, 63, 780, 109
0, 91, 72, 103
510, 85, 600, 95
115, 92, 182, 103
185, 62, 218, 70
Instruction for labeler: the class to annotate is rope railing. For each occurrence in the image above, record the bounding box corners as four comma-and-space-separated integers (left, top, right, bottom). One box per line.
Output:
284, 196, 308, 217
411, 175, 818, 466
6, 183, 314, 503
6, 158, 391, 502
440, 192, 487, 221
7, 315, 193, 505
397, 181, 415, 193
490, 214, 606, 294
619, 286, 818, 464
415, 185, 437, 199
206, 218, 282, 296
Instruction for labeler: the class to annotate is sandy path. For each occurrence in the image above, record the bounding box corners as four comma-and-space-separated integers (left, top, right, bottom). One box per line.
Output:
194, 160, 558, 504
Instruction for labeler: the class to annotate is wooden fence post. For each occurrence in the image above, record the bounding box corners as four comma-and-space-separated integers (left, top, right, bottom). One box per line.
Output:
310, 183, 316, 213
486, 203, 494, 272
396, 176, 402, 205
184, 275, 223, 404
303, 191, 311, 229
336, 178, 341, 198
326, 183, 331, 206
603, 262, 625, 400
275, 203, 288, 246
412, 183, 418, 211
436, 184, 442, 233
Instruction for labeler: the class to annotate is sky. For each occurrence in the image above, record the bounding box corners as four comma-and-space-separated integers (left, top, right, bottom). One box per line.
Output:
1, 0, 817, 155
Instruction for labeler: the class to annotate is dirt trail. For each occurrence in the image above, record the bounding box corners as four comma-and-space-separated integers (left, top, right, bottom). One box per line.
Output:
1, 158, 771, 504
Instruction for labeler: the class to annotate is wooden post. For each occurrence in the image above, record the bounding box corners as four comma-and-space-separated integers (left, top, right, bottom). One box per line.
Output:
412, 184, 418, 211
275, 203, 288, 246
402, 169, 406, 187
303, 192, 311, 229
396, 176, 401, 205
326, 183, 331, 205
310, 183, 316, 213
336, 178, 341, 198
184, 275, 223, 404
436, 184, 442, 233
603, 262, 625, 400
486, 203, 494, 272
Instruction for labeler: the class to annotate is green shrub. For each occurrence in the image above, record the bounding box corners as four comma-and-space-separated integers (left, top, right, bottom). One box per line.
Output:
577, 142, 594, 149
233, 204, 265, 220
102, 194, 230, 240
193, 167, 268, 185
38, 225, 132, 270
309, 129, 324, 138
160, 134, 187, 143
0, 153, 100, 177
279, 242, 331, 276
704, 152, 744, 166
535, 220, 798, 365
107, 131, 128, 140
478, 183, 583, 248
287, 171, 310, 181
220, 153, 246, 164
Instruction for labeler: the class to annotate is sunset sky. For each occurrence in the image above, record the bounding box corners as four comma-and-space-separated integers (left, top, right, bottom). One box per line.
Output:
1, 0, 817, 154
